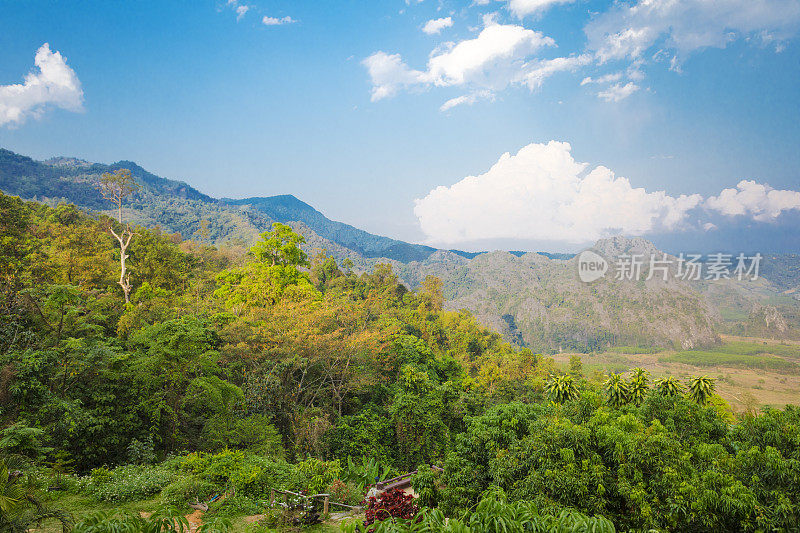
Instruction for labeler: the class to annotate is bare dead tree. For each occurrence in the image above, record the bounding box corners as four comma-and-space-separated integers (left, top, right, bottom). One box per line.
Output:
96, 168, 140, 303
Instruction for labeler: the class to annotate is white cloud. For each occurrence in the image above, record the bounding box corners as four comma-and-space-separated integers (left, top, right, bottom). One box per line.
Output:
414, 141, 703, 243
0, 43, 83, 128
427, 23, 555, 87
365, 22, 589, 108
423, 17, 453, 35
580, 72, 623, 85
262, 15, 296, 26
706, 180, 800, 221
440, 90, 494, 111
362, 52, 428, 101
586, 0, 800, 63
226, 0, 250, 20
519, 54, 591, 90
507, 0, 576, 18
597, 81, 639, 102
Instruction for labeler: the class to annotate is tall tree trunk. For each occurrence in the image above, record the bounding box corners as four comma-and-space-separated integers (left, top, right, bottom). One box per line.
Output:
110, 226, 134, 304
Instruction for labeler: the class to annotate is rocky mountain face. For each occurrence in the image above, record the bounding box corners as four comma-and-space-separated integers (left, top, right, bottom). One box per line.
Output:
2, 146, 798, 351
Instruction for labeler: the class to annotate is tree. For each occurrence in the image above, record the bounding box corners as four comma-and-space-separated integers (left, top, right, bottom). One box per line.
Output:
545, 374, 579, 404
96, 169, 140, 303
688, 375, 715, 405
603, 373, 630, 408
628, 367, 649, 405
251, 222, 308, 267
568, 355, 583, 377
654, 376, 683, 397
419, 276, 444, 312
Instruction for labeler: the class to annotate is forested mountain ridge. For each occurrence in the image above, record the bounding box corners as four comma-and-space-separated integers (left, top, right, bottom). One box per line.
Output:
0, 148, 439, 262
221, 195, 439, 262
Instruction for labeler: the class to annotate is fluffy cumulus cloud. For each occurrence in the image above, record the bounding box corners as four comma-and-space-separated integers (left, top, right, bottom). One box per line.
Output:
422, 17, 453, 35
414, 141, 703, 243
364, 20, 589, 108
506, 0, 576, 18
706, 180, 800, 221
0, 43, 83, 128
362, 52, 428, 101
426, 22, 554, 86
586, 0, 800, 63
262, 15, 295, 26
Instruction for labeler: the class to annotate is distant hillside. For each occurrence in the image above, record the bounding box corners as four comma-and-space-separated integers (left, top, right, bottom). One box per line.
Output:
409, 238, 721, 352
222, 195, 439, 262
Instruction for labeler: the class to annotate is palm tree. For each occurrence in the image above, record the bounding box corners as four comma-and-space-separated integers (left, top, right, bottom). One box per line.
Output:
629, 368, 650, 405
0, 457, 71, 533
603, 373, 630, 408
545, 374, 579, 404
688, 376, 716, 405
653, 376, 683, 397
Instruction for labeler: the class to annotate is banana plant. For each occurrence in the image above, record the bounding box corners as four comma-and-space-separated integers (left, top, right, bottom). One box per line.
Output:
628, 368, 650, 405
344, 456, 395, 491
653, 376, 683, 397
688, 375, 716, 405
545, 374, 580, 404
603, 373, 630, 408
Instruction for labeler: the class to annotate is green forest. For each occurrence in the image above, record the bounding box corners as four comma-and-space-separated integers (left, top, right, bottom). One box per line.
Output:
1, 185, 800, 533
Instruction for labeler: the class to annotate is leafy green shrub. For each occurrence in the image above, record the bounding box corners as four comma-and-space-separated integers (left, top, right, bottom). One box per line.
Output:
127, 436, 157, 464
292, 457, 342, 494
203, 415, 285, 459
327, 479, 364, 506
212, 494, 265, 517
0, 423, 52, 460
178, 449, 292, 498
411, 465, 440, 508
89, 466, 112, 484
182, 449, 247, 484
160, 475, 219, 507
230, 455, 293, 499
80, 464, 178, 502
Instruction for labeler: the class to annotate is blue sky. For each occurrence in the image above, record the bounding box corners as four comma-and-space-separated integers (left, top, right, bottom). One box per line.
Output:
1, 0, 799, 252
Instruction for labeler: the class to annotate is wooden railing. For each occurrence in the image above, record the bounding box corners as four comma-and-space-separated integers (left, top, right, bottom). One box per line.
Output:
375, 466, 443, 492
269, 488, 363, 515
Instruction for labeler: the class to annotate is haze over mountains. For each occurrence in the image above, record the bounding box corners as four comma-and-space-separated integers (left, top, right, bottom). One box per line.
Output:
2, 147, 799, 352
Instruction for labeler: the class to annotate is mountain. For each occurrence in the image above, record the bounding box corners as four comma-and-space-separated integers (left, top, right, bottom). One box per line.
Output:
221, 195, 440, 262
2, 146, 799, 351
409, 241, 720, 351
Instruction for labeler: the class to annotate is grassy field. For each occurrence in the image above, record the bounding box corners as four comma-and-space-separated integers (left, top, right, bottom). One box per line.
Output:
659, 350, 799, 372
553, 336, 800, 412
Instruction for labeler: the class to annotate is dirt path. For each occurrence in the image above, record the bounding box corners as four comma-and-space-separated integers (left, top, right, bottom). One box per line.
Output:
186, 509, 204, 532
